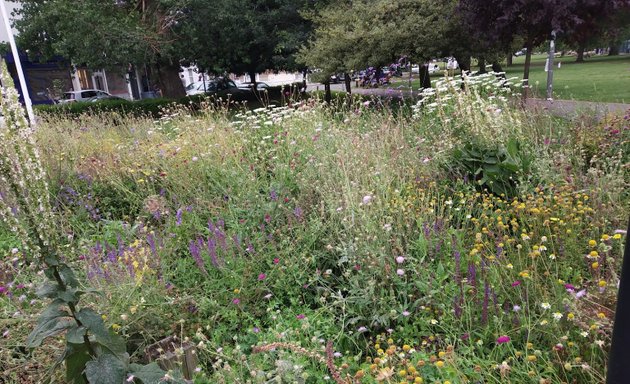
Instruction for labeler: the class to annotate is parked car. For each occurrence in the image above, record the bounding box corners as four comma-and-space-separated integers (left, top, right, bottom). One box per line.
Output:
514, 48, 527, 57
237, 81, 270, 91
59, 89, 115, 103
186, 78, 250, 97
87, 94, 125, 102
185, 81, 216, 96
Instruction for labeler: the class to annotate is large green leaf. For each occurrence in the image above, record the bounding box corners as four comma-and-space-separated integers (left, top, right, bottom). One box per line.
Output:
27, 300, 74, 347
65, 341, 91, 384
59, 264, 80, 288
76, 309, 126, 356
85, 353, 126, 384
129, 363, 167, 384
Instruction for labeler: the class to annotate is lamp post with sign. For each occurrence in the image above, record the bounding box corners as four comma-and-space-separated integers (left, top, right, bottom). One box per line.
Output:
0, 0, 36, 126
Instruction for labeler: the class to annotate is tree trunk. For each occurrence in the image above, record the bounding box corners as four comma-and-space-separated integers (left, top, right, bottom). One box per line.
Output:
609, 44, 619, 56
344, 72, 352, 94
506, 52, 513, 67
478, 57, 486, 74
522, 41, 533, 99
419, 64, 431, 89
455, 55, 471, 74
249, 71, 257, 86
492, 62, 505, 79
324, 81, 331, 104
576, 45, 585, 62
155, 62, 185, 99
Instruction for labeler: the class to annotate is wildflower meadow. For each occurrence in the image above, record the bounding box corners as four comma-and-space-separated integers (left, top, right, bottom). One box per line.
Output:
1, 67, 629, 383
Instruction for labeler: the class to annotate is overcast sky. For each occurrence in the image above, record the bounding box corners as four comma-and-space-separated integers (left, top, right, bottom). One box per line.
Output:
0, 1, 20, 43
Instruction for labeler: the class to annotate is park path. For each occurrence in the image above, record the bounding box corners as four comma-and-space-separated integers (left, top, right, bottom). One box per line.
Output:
308, 82, 630, 119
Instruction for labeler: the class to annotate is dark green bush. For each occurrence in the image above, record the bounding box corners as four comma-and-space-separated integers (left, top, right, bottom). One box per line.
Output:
35, 83, 308, 118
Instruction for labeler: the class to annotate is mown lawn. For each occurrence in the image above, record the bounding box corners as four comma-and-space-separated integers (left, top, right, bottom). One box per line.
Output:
389, 54, 630, 103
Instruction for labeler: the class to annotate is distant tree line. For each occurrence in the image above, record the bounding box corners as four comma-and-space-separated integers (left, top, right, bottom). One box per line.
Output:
11, 0, 630, 98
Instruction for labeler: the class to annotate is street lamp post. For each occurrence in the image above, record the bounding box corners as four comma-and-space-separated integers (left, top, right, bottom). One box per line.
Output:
0, 0, 36, 126
545, 30, 556, 100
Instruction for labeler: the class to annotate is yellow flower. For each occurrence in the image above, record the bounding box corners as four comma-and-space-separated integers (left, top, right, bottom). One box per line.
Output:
399, 370, 407, 377
402, 344, 411, 352
414, 378, 423, 384
597, 312, 606, 319
592, 262, 599, 269
567, 313, 575, 320
598, 280, 607, 288
588, 239, 597, 247
613, 234, 622, 240
589, 251, 599, 257
601, 234, 610, 241
435, 361, 444, 368
527, 355, 537, 362
438, 351, 446, 358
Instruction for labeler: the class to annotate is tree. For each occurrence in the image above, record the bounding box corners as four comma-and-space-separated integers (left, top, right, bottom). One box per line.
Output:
561, 0, 630, 62
300, 0, 452, 100
14, 0, 188, 97
179, 0, 315, 84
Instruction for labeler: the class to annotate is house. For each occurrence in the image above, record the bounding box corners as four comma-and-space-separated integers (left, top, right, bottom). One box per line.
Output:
1, 51, 73, 105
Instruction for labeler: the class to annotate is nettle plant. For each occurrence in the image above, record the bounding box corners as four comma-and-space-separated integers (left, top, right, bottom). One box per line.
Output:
0, 64, 176, 383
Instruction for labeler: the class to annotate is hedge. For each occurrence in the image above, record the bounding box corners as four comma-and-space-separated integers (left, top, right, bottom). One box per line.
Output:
35, 83, 307, 118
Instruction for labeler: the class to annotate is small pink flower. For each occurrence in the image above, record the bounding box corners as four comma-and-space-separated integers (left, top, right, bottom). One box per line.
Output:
273, 258, 280, 264
511, 280, 521, 287
296, 314, 305, 320
232, 298, 241, 305
396, 269, 405, 276
258, 273, 266, 281
395, 256, 405, 264
496, 335, 510, 344
564, 283, 575, 292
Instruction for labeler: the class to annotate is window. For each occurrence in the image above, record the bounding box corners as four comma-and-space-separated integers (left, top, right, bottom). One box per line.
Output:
81, 91, 98, 98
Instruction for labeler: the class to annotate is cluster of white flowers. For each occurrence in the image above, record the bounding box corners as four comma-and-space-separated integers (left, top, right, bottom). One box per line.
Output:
412, 72, 521, 117
231, 102, 315, 130
0, 63, 58, 262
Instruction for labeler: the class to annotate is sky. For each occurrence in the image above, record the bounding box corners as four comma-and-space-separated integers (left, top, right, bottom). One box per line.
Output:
0, 1, 20, 43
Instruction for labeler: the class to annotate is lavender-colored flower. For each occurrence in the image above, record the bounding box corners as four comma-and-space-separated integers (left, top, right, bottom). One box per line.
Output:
482, 280, 490, 325
176, 208, 183, 226
270, 190, 278, 201
395, 256, 405, 264
396, 269, 405, 276
189, 239, 208, 275
293, 206, 303, 220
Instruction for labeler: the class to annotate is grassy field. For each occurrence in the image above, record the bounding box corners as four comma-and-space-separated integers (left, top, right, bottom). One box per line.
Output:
507, 54, 630, 103
2, 68, 629, 383
389, 54, 630, 103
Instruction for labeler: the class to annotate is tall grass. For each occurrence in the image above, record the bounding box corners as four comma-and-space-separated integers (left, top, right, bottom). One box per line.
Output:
1, 80, 628, 383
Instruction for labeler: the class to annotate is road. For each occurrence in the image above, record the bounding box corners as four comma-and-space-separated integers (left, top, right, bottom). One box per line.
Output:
306, 81, 630, 119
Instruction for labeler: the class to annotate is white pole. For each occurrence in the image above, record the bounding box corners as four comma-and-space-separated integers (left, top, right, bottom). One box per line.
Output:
1, 0, 36, 126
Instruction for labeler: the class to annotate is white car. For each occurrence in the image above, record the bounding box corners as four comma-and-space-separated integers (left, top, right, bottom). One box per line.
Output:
59, 89, 115, 103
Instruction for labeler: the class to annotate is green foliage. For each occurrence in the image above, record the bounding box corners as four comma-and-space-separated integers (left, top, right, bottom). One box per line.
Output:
35, 84, 307, 118
1, 62, 169, 383
299, 0, 454, 76
452, 139, 533, 196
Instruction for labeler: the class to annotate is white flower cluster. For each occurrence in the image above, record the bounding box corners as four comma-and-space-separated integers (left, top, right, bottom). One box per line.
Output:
231, 102, 314, 130
0, 63, 58, 262
412, 71, 521, 117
